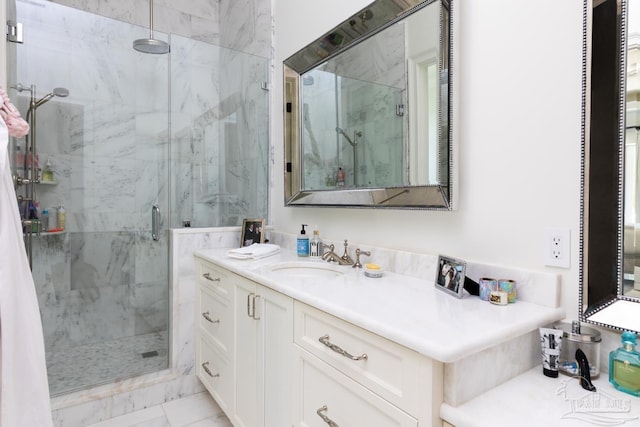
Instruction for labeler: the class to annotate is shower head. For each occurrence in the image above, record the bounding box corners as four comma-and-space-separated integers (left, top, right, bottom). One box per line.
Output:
52, 87, 69, 98
34, 87, 69, 108
133, 38, 170, 54
25, 86, 70, 122
302, 75, 314, 86
133, 0, 170, 54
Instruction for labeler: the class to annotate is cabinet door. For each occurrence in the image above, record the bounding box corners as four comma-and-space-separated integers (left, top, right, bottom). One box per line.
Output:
259, 285, 293, 427
293, 346, 417, 427
234, 277, 259, 427
235, 279, 294, 427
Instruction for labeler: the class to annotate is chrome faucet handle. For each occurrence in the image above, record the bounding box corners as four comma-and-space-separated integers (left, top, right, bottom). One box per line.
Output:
322, 244, 336, 261
341, 240, 354, 265
352, 248, 371, 268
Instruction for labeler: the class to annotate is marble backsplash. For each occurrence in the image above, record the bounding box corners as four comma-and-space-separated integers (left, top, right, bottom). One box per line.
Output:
268, 230, 561, 308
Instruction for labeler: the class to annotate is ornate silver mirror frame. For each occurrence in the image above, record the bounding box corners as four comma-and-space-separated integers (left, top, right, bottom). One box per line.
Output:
581, 0, 640, 332
283, 0, 456, 209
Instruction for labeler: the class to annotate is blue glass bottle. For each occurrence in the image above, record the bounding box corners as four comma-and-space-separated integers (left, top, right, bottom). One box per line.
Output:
609, 331, 640, 396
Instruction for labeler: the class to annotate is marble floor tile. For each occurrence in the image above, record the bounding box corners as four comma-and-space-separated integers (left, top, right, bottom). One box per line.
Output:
84, 392, 231, 427
163, 392, 227, 426
85, 406, 167, 427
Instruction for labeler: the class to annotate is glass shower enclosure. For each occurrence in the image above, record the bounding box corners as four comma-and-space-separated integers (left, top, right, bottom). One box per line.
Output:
7, 0, 171, 396
6, 0, 269, 396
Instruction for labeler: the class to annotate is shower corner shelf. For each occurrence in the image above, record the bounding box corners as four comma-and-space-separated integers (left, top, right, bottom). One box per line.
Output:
42, 230, 66, 236
24, 230, 67, 237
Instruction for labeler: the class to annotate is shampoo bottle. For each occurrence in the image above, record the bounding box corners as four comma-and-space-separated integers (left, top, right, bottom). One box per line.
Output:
57, 205, 66, 231
297, 224, 309, 257
309, 226, 322, 259
609, 331, 640, 396
41, 209, 49, 232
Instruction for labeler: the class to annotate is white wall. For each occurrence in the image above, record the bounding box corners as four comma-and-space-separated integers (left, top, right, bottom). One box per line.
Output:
272, 0, 584, 317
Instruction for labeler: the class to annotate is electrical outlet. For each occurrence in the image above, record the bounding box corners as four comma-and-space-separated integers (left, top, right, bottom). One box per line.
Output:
544, 227, 571, 268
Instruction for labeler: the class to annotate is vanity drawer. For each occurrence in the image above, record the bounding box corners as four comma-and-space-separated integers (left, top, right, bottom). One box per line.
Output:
197, 283, 233, 358
294, 302, 431, 415
198, 260, 233, 301
196, 335, 233, 415
293, 346, 417, 427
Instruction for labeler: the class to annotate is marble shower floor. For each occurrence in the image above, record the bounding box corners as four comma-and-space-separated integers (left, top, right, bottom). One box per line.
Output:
47, 331, 169, 396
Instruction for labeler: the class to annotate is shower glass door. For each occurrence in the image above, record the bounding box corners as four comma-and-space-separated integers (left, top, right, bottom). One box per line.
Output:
7, 0, 170, 396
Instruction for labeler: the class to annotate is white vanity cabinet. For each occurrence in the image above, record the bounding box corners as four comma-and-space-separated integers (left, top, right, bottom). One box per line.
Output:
195, 258, 293, 427
293, 302, 443, 427
194, 247, 565, 427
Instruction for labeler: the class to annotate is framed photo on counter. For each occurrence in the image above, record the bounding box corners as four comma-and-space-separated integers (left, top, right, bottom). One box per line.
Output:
240, 218, 265, 247
435, 255, 466, 298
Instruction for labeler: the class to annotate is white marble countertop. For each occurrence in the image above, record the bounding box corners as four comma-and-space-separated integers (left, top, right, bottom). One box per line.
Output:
441, 367, 640, 426
194, 248, 565, 363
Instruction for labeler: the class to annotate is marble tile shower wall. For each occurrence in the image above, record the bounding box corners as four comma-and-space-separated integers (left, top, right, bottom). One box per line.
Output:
170, 36, 269, 228
50, 0, 272, 60
49, 0, 272, 229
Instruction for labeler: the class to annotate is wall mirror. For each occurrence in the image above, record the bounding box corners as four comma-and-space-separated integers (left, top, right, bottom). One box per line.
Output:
283, 0, 454, 208
582, 0, 640, 332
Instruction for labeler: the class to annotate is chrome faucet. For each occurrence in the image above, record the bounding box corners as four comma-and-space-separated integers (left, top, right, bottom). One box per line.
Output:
322, 242, 354, 266
341, 240, 354, 265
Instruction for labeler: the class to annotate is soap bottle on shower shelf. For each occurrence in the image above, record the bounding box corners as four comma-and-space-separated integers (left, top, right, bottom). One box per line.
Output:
57, 205, 66, 231
609, 331, 640, 396
336, 167, 345, 187
41, 209, 49, 232
28, 201, 40, 232
42, 158, 54, 183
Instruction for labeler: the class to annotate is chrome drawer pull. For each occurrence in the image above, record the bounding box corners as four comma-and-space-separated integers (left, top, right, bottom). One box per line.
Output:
201, 311, 220, 324
202, 362, 220, 378
319, 335, 368, 361
317, 406, 339, 427
202, 272, 220, 282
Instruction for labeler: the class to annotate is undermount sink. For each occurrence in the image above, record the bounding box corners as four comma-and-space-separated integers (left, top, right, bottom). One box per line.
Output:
267, 261, 346, 279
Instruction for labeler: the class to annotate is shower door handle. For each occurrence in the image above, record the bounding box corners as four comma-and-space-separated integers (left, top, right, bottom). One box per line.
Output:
151, 204, 161, 241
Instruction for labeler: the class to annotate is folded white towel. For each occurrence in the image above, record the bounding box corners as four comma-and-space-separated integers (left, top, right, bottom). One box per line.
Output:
227, 243, 280, 260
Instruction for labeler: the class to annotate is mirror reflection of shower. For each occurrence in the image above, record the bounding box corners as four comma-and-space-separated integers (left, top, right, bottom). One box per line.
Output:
336, 127, 362, 187
11, 83, 69, 268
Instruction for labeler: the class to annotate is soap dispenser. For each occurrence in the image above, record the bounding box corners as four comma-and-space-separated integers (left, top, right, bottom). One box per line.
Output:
297, 224, 309, 257
609, 331, 640, 396
42, 158, 54, 183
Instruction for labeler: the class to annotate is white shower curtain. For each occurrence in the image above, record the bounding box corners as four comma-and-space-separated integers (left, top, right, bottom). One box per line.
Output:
0, 97, 53, 425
